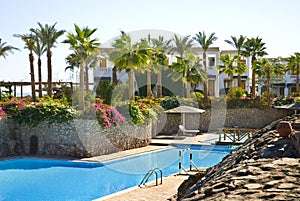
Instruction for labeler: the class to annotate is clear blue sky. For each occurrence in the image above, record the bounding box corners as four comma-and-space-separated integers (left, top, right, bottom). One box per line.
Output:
0, 0, 299, 82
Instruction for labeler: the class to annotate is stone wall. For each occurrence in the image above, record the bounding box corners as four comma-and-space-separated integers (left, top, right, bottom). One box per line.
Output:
160, 108, 293, 134
0, 119, 152, 158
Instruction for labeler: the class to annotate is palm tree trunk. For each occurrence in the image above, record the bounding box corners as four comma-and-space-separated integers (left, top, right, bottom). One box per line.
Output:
128, 67, 135, 100
251, 56, 256, 99
112, 65, 118, 85
29, 53, 36, 101
38, 57, 42, 98
85, 64, 89, 91
47, 50, 52, 97
147, 70, 152, 97
79, 62, 85, 110
267, 74, 271, 106
186, 81, 191, 98
296, 65, 300, 96
229, 76, 233, 98
157, 66, 162, 97
202, 52, 209, 103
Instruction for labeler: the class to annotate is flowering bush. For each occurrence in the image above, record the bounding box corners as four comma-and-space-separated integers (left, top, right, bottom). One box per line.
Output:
129, 100, 157, 125
0, 106, 7, 119
93, 98, 126, 129
1, 97, 78, 126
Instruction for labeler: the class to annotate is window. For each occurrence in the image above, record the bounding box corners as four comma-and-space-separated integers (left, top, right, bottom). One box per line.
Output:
100, 59, 107, 68
208, 57, 215, 67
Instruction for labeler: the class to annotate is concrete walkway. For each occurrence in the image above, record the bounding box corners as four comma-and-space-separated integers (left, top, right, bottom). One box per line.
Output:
95, 174, 189, 201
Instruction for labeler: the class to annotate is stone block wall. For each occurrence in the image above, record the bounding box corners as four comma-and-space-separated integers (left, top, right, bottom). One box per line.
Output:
160, 108, 294, 134
0, 119, 152, 158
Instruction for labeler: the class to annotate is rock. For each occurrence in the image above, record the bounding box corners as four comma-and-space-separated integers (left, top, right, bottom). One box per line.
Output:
244, 183, 263, 190
278, 183, 295, 189
176, 116, 300, 201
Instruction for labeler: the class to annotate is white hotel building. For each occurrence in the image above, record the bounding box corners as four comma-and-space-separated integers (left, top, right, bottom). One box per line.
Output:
88, 29, 295, 98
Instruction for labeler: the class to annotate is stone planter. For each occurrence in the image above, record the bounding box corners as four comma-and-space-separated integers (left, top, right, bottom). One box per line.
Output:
277, 121, 293, 138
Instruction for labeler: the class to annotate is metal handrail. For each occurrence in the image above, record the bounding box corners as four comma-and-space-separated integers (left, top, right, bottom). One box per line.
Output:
139, 168, 162, 187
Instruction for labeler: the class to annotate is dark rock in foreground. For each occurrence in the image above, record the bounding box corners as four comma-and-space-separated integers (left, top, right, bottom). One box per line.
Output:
171, 116, 300, 201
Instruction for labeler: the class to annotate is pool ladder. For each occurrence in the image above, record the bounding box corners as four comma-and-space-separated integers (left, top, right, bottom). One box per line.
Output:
139, 168, 162, 187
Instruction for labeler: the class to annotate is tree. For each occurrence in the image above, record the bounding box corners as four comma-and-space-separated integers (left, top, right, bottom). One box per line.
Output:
286, 52, 300, 96
109, 31, 151, 100
14, 33, 36, 101
217, 54, 239, 98
63, 24, 100, 110
138, 35, 169, 97
35, 22, 65, 96
0, 38, 19, 59
224, 35, 247, 87
170, 52, 206, 98
30, 28, 46, 98
151, 36, 172, 97
171, 34, 194, 97
193, 31, 217, 103
255, 58, 284, 105
242, 37, 267, 98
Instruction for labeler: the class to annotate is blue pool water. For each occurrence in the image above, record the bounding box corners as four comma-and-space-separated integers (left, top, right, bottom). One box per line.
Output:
0, 145, 231, 201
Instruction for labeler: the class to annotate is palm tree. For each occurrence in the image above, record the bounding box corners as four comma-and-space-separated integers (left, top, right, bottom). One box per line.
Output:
35, 22, 65, 96
138, 36, 169, 97
170, 52, 206, 98
0, 38, 19, 59
193, 31, 218, 103
14, 33, 36, 101
109, 31, 151, 100
30, 29, 46, 98
151, 36, 172, 97
171, 34, 194, 97
224, 35, 247, 87
242, 37, 267, 98
286, 52, 300, 96
255, 58, 284, 105
63, 24, 100, 110
171, 34, 193, 57
217, 54, 239, 98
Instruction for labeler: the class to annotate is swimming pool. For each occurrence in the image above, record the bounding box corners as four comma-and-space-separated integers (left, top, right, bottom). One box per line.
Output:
0, 145, 231, 201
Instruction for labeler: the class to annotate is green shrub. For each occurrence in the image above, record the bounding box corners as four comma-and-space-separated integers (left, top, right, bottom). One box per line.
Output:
96, 80, 115, 105
160, 96, 180, 110
229, 87, 248, 100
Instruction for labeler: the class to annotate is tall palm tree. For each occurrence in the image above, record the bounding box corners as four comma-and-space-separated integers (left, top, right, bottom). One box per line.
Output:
193, 31, 217, 103
255, 58, 284, 105
138, 36, 169, 97
171, 34, 194, 97
242, 37, 267, 98
30, 29, 46, 98
109, 31, 151, 100
14, 33, 36, 101
0, 38, 19, 59
286, 52, 300, 96
35, 22, 65, 96
217, 54, 247, 98
63, 24, 100, 110
151, 36, 172, 97
225, 35, 247, 87
171, 34, 193, 58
